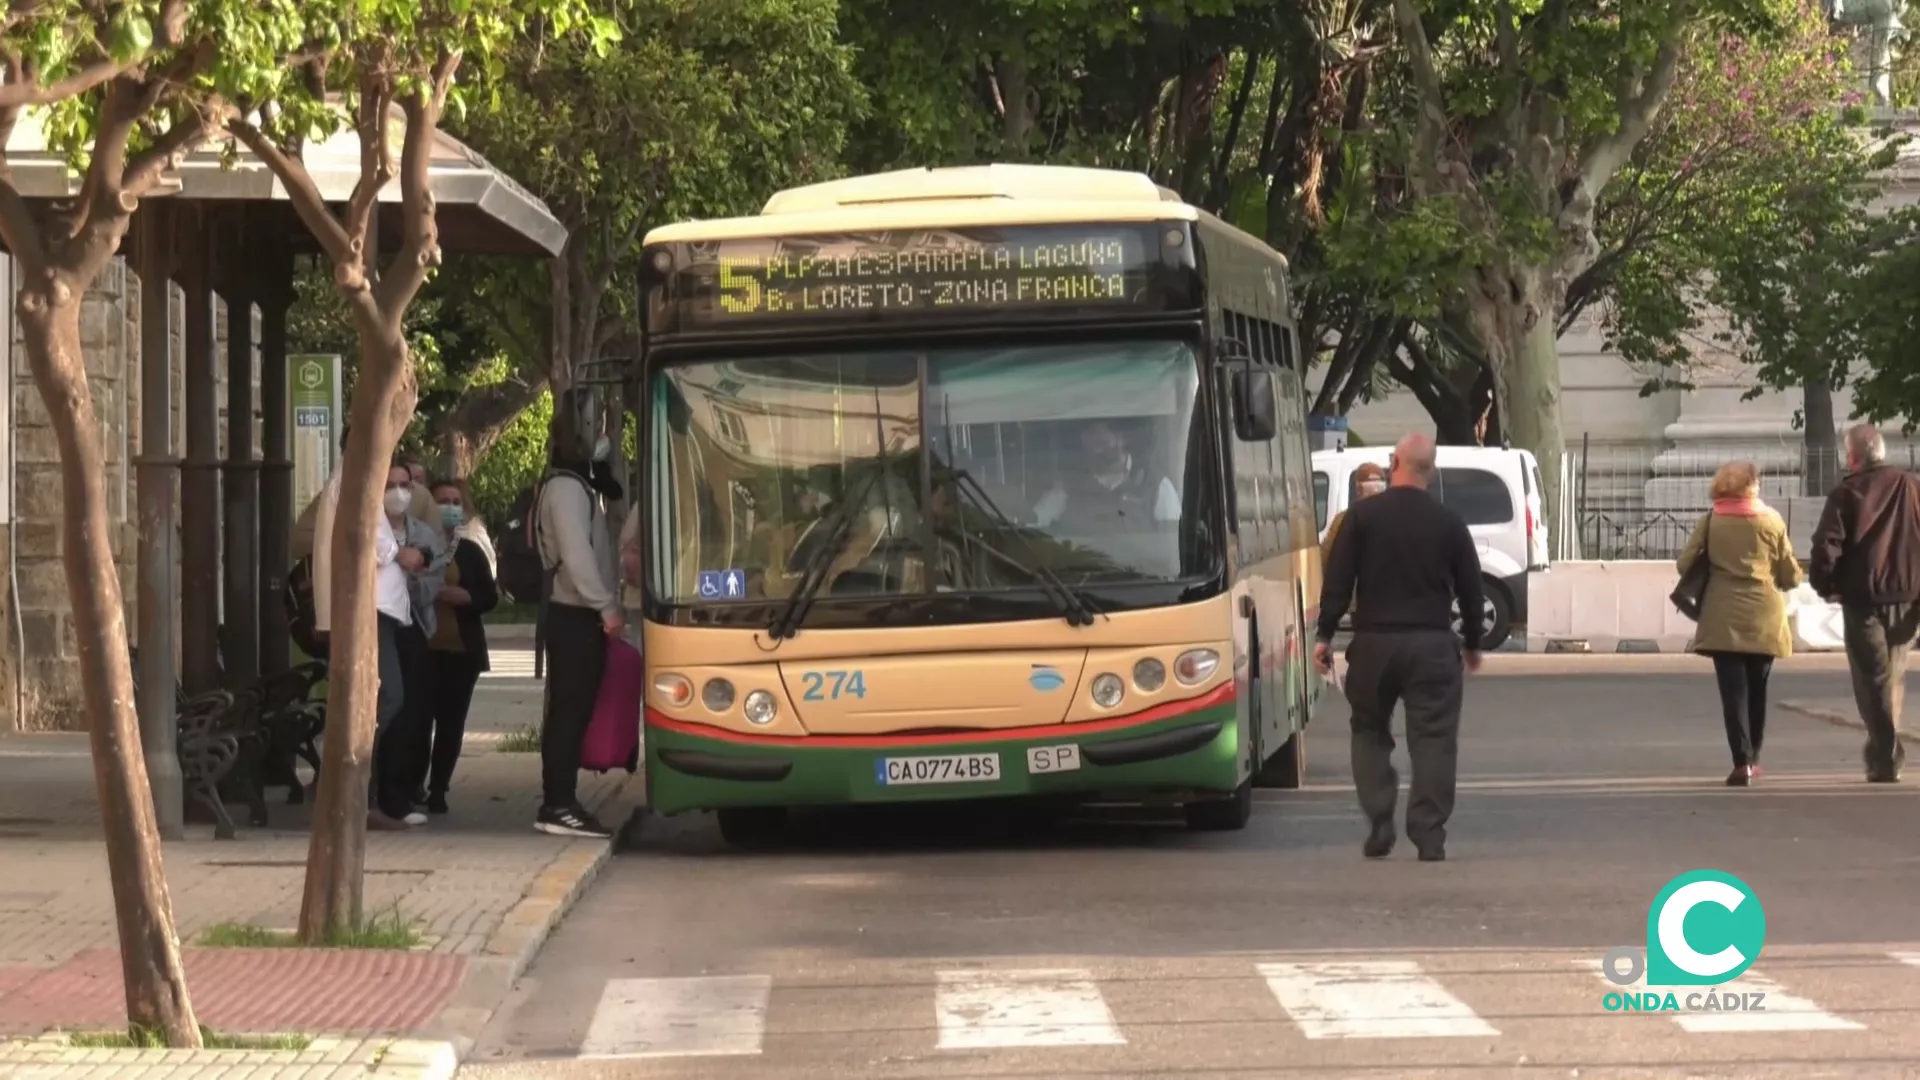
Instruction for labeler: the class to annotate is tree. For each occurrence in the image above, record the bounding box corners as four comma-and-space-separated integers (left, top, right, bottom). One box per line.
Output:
0, 0, 283, 1047
442, 0, 865, 479
223, 0, 617, 941
1386, 0, 1785, 524
1707, 122, 1920, 447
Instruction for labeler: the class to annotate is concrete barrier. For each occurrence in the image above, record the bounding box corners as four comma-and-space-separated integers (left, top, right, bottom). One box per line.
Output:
1524, 562, 1846, 654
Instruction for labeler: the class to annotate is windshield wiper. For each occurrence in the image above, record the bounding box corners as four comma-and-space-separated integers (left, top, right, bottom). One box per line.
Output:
766, 454, 898, 641
949, 469, 1101, 628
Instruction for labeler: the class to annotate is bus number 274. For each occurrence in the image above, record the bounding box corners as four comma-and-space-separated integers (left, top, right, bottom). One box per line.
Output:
801, 670, 868, 701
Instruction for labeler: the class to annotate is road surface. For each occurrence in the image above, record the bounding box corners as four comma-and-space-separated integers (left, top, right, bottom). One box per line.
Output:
462, 660, 1920, 1078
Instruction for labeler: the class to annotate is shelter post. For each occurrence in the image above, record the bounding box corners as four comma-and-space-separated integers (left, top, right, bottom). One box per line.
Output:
180, 208, 221, 694
257, 240, 294, 676
219, 210, 259, 684
132, 203, 183, 838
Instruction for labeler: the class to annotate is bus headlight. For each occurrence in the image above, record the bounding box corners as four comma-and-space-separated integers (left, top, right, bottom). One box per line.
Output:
1175, 649, 1219, 685
1090, 673, 1125, 709
653, 673, 693, 707
702, 678, 736, 712
743, 689, 778, 726
1132, 657, 1166, 692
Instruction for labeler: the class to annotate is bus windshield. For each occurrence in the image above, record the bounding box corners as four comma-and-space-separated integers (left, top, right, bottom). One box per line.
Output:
648, 339, 1213, 606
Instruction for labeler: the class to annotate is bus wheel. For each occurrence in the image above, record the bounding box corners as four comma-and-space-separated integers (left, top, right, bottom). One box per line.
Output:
1184, 780, 1253, 831
1255, 732, 1305, 789
717, 807, 787, 848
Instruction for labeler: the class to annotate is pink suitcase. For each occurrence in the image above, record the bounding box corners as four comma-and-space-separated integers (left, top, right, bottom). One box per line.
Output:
582, 636, 643, 773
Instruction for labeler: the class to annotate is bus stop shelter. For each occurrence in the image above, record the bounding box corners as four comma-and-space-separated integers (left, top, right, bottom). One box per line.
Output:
1, 105, 566, 836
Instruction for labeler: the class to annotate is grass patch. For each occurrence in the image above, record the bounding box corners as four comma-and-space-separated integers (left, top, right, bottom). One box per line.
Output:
69, 1027, 311, 1051
496, 724, 542, 753
200, 905, 422, 950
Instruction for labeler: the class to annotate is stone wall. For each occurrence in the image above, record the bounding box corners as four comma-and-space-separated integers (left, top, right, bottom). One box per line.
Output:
5, 255, 254, 731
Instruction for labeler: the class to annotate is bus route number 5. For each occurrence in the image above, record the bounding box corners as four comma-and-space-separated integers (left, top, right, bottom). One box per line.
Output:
801, 670, 867, 701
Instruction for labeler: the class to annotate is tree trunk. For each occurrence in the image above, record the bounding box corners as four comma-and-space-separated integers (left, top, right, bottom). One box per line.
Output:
1803, 378, 1839, 496
439, 377, 545, 480
1469, 266, 1567, 526
300, 321, 416, 941
16, 277, 201, 1047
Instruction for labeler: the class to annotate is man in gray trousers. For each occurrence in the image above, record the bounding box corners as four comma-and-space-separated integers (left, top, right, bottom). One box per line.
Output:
1312, 434, 1484, 861
1810, 423, 1920, 783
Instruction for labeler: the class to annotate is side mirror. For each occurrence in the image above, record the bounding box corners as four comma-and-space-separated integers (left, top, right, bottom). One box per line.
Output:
1232, 368, 1277, 442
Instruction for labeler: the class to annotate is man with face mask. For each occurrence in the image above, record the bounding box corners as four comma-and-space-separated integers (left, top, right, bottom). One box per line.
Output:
531, 394, 623, 839
1032, 418, 1181, 530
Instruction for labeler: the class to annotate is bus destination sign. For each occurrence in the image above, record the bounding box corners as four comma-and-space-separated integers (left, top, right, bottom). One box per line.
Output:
662, 225, 1171, 329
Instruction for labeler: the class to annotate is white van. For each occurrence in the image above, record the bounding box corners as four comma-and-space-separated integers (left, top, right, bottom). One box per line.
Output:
1311, 446, 1549, 650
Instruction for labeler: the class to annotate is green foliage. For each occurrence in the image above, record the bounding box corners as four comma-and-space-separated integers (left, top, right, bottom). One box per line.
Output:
467, 388, 552, 521
1596, 3, 1864, 376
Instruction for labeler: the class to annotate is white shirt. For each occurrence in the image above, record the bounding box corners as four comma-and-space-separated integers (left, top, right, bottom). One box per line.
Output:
375, 515, 411, 624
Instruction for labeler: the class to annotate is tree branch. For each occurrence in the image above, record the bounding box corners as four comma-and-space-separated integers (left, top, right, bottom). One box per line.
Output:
122, 107, 211, 199
1573, 33, 1688, 213
0, 54, 133, 108
227, 117, 353, 261
344, 70, 396, 276
1391, 0, 1449, 192
375, 53, 459, 314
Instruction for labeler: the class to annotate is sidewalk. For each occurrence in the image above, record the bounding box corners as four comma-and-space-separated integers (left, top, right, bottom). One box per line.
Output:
0, 680, 637, 1078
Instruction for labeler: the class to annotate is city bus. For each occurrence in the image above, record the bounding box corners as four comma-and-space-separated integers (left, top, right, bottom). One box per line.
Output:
631, 164, 1324, 845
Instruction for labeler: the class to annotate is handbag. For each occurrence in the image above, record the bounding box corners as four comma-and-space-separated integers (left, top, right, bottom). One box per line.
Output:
581, 635, 643, 773
1670, 512, 1713, 621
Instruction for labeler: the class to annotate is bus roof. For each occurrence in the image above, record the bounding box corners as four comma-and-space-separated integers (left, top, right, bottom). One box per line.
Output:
643, 164, 1202, 245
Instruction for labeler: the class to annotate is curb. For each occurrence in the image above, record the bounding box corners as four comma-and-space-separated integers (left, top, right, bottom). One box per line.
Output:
0, 1033, 454, 1079
418, 774, 640, 1063
1780, 700, 1920, 745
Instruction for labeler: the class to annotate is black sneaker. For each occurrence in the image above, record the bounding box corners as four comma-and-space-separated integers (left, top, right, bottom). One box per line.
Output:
426, 793, 449, 815
536, 804, 613, 839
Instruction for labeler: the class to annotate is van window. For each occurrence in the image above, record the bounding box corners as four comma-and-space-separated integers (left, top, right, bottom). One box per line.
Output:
1438, 466, 1514, 525
1313, 471, 1329, 527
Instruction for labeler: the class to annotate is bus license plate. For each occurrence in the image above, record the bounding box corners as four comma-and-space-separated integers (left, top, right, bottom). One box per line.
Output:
877, 753, 1001, 786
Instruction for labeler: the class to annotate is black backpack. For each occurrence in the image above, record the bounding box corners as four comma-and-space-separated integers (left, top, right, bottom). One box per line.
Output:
496, 469, 591, 604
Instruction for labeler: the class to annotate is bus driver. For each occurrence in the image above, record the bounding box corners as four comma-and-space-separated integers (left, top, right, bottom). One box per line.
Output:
1032, 418, 1181, 531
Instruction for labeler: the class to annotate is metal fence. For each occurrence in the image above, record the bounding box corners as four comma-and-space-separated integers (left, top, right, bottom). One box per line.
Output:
1558, 436, 1920, 562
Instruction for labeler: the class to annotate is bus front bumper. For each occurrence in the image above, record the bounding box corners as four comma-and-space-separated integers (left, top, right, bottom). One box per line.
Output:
643, 688, 1241, 815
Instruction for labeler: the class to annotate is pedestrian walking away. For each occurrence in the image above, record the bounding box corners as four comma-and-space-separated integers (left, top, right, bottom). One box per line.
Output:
1675, 461, 1803, 786
533, 390, 624, 839
1810, 423, 1920, 783
1313, 433, 1483, 862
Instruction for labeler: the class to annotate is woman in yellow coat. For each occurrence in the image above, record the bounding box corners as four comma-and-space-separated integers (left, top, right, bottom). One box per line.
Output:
1675, 461, 1804, 786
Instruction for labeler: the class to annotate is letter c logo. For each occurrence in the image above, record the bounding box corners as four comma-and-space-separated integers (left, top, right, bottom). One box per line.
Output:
1658, 880, 1747, 978
1645, 870, 1766, 987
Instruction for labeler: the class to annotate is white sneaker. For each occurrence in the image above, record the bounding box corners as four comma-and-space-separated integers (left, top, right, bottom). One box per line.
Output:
404, 812, 429, 826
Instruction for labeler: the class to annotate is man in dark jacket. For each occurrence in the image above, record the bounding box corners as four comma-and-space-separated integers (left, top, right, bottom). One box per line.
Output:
1313, 434, 1484, 861
1809, 423, 1920, 782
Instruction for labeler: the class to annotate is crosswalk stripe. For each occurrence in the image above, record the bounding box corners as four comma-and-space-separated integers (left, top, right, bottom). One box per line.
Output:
934, 968, 1125, 1049
1672, 970, 1863, 1033
1578, 960, 1862, 1032
1256, 960, 1499, 1039
579, 975, 771, 1059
